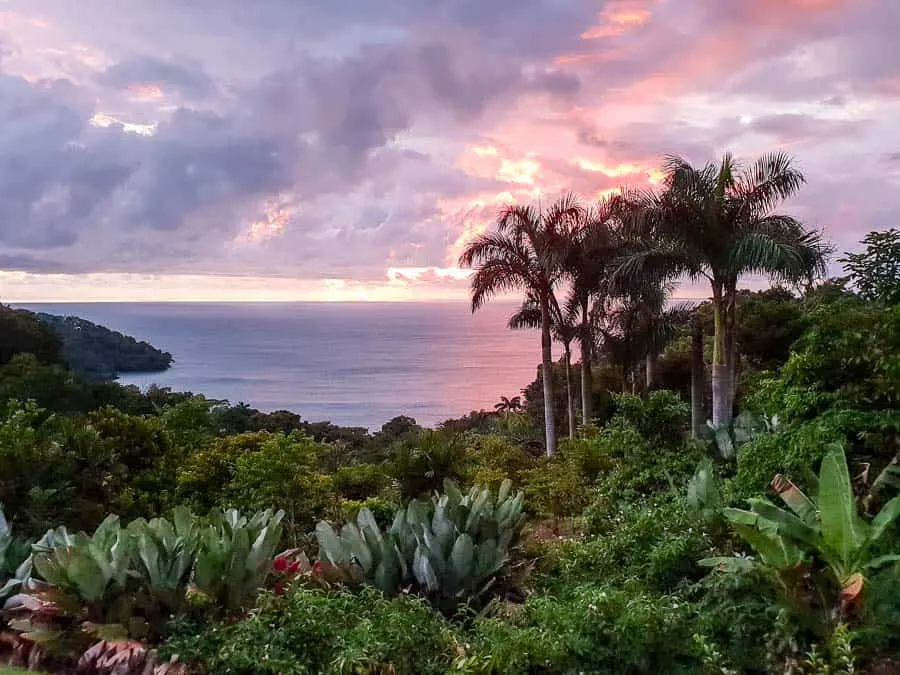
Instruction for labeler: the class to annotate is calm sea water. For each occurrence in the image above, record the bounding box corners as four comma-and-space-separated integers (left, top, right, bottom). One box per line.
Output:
18, 302, 543, 429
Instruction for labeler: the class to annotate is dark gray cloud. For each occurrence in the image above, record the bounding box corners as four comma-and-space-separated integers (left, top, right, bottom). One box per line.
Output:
97, 56, 216, 100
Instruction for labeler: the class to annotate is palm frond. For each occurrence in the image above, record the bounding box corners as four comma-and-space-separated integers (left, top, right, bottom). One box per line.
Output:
468, 260, 530, 311
735, 151, 805, 214
508, 297, 542, 330
610, 245, 697, 296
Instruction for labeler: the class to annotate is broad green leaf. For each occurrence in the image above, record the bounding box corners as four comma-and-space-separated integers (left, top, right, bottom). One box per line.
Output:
68, 553, 108, 602
870, 456, 900, 498
818, 444, 866, 565
451, 534, 475, 580
747, 498, 819, 548
771, 474, 817, 525
498, 479, 512, 504
315, 522, 346, 566
870, 496, 900, 543
866, 554, 900, 570
731, 522, 802, 568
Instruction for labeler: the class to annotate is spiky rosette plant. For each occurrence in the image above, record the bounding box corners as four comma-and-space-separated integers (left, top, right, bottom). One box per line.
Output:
315, 479, 527, 611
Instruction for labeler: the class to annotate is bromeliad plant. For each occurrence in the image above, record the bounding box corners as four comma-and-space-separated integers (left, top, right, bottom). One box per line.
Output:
315, 479, 527, 611
127, 506, 200, 626
193, 508, 285, 612
0, 507, 30, 583
702, 443, 900, 626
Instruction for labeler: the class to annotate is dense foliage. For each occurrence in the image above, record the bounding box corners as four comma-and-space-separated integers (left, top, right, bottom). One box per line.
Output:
1, 229, 899, 673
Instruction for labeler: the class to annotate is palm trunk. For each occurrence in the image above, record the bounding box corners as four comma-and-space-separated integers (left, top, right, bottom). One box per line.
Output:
580, 300, 593, 426
724, 286, 738, 417
691, 316, 705, 439
564, 342, 576, 440
540, 300, 557, 456
711, 287, 732, 427
645, 352, 657, 392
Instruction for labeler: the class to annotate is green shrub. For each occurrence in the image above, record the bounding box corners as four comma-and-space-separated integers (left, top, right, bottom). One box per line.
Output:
522, 458, 590, 521
194, 508, 284, 613
228, 433, 333, 541
339, 496, 398, 527
686, 569, 782, 673
175, 432, 270, 512
388, 430, 467, 499
552, 496, 709, 591
730, 422, 836, 500
461, 585, 701, 673
464, 434, 537, 491
331, 463, 389, 501
611, 390, 689, 447
165, 587, 457, 675
589, 437, 707, 514
858, 565, 900, 660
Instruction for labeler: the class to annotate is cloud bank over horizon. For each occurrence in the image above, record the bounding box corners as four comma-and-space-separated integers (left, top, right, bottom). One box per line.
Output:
0, 0, 898, 301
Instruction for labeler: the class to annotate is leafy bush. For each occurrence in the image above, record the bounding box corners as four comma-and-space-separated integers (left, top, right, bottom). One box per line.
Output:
611, 390, 689, 446
686, 569, 783, 673
460, 585, 701, 673
229, 433, 332, 540
553, 496, 709, 591
175, 432, 270, 512
331, 463, 389, 501
126, 506, 200, 621
731, 422, 838, 500
522, 458, 590, 522
339, 496, 398, 528
464, 434, 537, 492
165, 587, 456, 675
388, 430, 468, 499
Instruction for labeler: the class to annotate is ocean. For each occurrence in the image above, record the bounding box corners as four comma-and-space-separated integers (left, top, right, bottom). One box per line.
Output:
17, 302, 543, 430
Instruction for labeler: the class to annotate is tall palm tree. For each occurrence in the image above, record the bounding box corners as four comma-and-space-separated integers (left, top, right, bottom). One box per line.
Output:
509, 296, 578, 439
615, 153, 828, 426
460, 194, 583, 455
563, 198, 622, 426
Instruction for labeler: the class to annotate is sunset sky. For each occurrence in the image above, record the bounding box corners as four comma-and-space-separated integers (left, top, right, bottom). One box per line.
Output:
0, 0, 898, 302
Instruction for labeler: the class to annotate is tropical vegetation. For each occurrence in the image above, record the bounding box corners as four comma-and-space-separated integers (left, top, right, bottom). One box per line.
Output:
1, 154, 899, 673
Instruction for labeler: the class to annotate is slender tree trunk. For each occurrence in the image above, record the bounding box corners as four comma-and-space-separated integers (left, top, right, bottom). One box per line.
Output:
724, 286, 738, 417
691, 316, 705, 439
580, 300, 593, 426
645, 352, 658, 392
564, 343, 576, 440
711, 285, 732, 427
540, 300, 557, 456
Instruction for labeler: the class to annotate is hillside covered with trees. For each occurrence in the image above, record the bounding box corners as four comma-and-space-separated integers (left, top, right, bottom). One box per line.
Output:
0, 307, 172, 382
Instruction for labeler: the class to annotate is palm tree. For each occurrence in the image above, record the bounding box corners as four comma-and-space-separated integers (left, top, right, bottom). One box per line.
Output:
615, 153, 828, 426
508, 296, 578, 439
460, 194, 583, 455
494, 395, 523, 416
563, 198, 622, 426
622, 281, 692, 391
